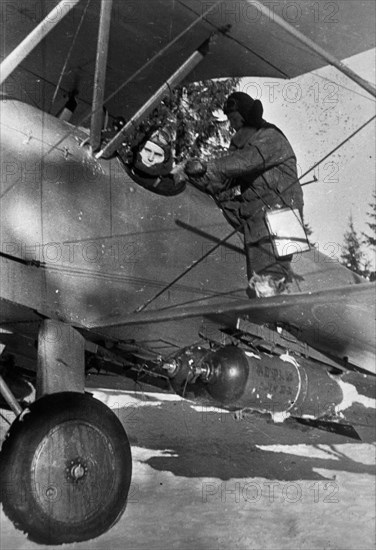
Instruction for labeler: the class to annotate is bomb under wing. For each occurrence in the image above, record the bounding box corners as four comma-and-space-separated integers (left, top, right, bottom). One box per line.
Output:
164, 345, 376, 428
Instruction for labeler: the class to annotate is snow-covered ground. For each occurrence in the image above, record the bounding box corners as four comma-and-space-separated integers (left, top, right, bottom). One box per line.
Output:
1, 380, 375, 550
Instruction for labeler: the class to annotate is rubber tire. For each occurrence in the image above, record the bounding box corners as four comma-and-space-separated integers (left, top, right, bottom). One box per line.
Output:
0, 392, 132, 544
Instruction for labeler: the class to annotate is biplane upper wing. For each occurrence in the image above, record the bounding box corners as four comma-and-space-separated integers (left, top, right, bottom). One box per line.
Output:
1, 0, 375, 122
91, 282, 376, 375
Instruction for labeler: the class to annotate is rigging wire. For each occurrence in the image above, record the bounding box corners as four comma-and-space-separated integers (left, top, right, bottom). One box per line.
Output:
1, 111, 373, 310
0, 412, 12, 426
0, 248, 244, 300
258, 30, 376, 104
178, 0, 376, 103
310, 71, 376, 103
301, 114, 376, 186
176, 0, 290, 78
49, 0, 91, 113
134, 113, 376, 312
1, 1, 374, 310
36, 0, 375, 164
270, 32, 376, 103
3, 0, 371, 163
41, 0, 224, 160
8, 72, 39, 108
308, 70, 375, 103
84, 1, 222, 114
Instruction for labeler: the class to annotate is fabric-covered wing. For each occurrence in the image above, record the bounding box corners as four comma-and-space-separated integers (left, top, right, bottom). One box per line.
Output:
92, 283, 376, 374
1, 0, 374, 122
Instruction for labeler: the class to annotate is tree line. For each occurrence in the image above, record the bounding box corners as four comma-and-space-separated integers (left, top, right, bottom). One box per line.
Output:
340, 193, 376, 281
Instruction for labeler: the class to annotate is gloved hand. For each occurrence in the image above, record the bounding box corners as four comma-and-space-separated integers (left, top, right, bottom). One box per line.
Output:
171, 162, 188, 185
184, 158, 207, 178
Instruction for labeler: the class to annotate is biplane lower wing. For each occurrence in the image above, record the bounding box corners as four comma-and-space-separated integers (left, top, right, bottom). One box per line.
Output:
91, 282, 376, 375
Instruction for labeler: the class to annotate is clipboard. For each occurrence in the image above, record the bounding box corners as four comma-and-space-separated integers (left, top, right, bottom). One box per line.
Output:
265, 208, 310, 258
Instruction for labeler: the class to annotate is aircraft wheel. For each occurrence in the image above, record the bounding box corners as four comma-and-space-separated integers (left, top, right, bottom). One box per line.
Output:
0, 392, 132, 544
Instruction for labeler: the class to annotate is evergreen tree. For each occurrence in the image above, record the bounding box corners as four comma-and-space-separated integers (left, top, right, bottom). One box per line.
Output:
340, 215, 370, 278
122, 78, 239, 162
362, 192, 376, 281
171, 78, 239, 161
363, 192, 376, 248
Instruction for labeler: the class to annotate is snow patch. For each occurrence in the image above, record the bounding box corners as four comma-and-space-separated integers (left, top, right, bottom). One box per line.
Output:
92, 388, 183, 409
190, 405, 230, 414
335, 380, 376, 413
280, 352, 300, 367
245, 351, 261, 360
271, 411, 290, 423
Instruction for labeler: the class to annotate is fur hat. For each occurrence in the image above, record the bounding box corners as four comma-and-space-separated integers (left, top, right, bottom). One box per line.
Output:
223, 92, 263, 128
149, 128, 173, 158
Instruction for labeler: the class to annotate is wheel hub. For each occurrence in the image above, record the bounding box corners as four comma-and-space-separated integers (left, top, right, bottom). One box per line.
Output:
32, 420, 117, 523
0, 392, 132, 544
65, 458, 88, 483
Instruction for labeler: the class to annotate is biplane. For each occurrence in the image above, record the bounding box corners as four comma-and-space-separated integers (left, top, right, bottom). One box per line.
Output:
0, 0, 375, 544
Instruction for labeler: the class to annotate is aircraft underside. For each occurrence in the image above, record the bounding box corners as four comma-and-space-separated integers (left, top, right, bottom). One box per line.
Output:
0, 0, 375, 545
0, 287, 375, 543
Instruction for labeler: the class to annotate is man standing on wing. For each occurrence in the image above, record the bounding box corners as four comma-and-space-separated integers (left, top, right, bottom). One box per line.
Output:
184, 91, 304, 297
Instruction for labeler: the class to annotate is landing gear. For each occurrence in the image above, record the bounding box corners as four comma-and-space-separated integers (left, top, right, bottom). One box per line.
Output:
0, 392, 132, 544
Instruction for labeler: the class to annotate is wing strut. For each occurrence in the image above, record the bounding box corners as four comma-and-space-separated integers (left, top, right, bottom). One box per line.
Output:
250, 1, 376, 98
0, 0, 82, 86
90, 0, 113, 152
96, 37, 213, 159
0, 345, 23, 415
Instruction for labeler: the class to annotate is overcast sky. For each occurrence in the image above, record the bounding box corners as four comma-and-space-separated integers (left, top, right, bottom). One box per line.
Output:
241, 48, 375, 268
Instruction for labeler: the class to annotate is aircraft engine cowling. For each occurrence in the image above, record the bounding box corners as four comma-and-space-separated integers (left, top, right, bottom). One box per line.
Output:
165, 346, 347, 420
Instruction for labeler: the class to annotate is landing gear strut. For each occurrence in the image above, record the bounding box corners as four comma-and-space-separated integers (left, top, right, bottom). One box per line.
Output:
0, 321, 132, 544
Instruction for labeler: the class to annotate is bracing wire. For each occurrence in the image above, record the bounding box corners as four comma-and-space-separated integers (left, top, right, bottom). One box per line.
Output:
41, 0, 224, 160
49, 0, 92, 113
134, 113, 376, 313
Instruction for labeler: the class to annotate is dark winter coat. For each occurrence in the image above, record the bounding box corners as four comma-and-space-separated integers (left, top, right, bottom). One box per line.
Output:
197, 121, 304, 243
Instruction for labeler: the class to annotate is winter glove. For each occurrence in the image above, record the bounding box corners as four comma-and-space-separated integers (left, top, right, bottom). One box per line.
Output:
184, 158, 207, 178
171, 162, 188, 185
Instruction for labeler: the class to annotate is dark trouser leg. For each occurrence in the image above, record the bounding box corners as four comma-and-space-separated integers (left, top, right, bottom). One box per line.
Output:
244, 237, 293, 281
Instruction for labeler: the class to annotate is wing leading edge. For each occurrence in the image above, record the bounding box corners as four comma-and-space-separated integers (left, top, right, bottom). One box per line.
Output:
90, 282, 376, 374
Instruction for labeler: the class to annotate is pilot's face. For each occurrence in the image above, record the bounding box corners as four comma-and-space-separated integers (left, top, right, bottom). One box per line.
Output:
227, 111, 245, 131
139, 141, 165, 167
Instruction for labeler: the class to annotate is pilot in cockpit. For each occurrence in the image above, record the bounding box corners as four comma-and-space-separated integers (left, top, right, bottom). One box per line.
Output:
121, 127, 186, 196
